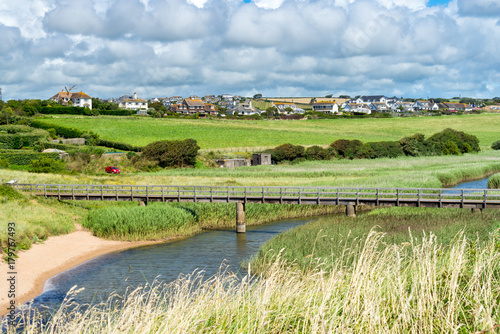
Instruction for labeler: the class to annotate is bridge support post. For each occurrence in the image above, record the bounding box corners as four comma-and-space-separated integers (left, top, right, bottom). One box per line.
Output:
236, 202, 246, 233
346, 205, 356, 217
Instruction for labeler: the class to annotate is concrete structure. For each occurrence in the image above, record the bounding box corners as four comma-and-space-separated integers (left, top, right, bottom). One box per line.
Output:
215, 158, 247, 168
236, 202, 246, 233
42, 149, 69, 159
252, 153, 272, 166
51, 138, 85, 145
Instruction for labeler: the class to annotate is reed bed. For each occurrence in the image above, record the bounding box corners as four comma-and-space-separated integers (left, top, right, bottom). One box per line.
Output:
83, 202, 344, 241
6, 229, 500, 333
250, 207, 500, 272
489, 173, 500, 189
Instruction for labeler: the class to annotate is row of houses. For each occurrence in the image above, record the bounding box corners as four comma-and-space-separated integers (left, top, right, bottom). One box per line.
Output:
49, 90, 490, 116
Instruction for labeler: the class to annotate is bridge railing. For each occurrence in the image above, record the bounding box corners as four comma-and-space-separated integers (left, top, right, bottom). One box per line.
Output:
9, 183, 500, 204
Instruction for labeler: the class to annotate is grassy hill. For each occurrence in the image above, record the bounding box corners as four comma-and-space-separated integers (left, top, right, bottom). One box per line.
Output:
36, 113, 500, 149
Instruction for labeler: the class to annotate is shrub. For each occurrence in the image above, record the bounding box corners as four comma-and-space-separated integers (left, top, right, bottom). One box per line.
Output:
0, 150, 60, 165
305, 146, 332, 160
442, 141, 461, 155
28, 156, 67, 173
426, 128, 480, 154
30, 120, 87, 138
142, 139, 200, 168
399, 133, 428, 157
271, 143, 306, 163
366, 141, 404, 158
99, 109, 135, 116
0, 157, 9, 168
331, 139, 372, 159
97, 139, 143, 152
330, 139, 350, 157
0, 125, 49, 149
492, 141, 500, 150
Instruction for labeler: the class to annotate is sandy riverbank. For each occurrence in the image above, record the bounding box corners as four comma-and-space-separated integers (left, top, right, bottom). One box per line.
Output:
0, 225, 168, 316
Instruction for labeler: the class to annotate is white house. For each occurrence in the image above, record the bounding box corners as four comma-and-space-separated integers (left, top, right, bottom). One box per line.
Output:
312, 101, 339, 114
342, 103, 372, 114
118, 92, 148, 110
412, 100, 439, 111
50, 91, 93, 109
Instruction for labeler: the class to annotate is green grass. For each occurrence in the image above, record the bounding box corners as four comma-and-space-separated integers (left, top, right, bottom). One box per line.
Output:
489, 173, 500, 188
10, 226, 500, 333
250, 207, 500, 272
0, 186, 78, 253
36, 113, 500, 149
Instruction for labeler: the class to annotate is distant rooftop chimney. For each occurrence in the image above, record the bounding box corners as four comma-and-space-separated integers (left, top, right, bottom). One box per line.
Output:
133, 92, 137, 99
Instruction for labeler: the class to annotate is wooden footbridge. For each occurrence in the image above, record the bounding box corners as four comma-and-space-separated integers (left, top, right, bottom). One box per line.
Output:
9, 183, 500, 233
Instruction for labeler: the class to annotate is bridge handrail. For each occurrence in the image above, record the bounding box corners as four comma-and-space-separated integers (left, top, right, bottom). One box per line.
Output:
9, 183, 500, 204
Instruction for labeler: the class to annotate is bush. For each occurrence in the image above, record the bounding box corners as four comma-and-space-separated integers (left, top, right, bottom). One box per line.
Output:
0, 157, 9, 168
272, 143, 306, 163
0, 125, 49, 149
492, 141, 500, 150
366, 141, 404, 158
331, 139, 372, 159
305, 146, 332, 160
399, 133, 428, 157
99, 109, 135, 116
0, 150, 60, 165
29, 156, 67, 173
442, 141, 461, 155
142, 139, 200, 168
30, 120, 87, 138
97, 139, 143, 152
425, 128, 480, 155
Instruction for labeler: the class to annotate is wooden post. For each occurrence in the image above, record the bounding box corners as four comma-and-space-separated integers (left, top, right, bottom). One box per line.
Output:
346, 205, 356, 217
236, 202, 246, 233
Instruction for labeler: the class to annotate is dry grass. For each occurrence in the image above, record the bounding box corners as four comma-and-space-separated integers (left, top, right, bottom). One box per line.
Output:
7, 230, 500, 333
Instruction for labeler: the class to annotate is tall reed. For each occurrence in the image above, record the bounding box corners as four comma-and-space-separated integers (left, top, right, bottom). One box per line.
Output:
83, 202, 344, 241
488, 173, 500, 189
7, 230, 500, 333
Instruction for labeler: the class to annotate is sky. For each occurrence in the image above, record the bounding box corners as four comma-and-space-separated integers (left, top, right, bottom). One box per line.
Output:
0, 0, 499, 100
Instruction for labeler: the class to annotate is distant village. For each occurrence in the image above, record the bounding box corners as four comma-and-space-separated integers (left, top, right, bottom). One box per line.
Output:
1, 87, 500, 118
46, 89, 500, 117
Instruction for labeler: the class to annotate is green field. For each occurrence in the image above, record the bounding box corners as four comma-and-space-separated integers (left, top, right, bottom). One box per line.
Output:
37, 113, 500, 149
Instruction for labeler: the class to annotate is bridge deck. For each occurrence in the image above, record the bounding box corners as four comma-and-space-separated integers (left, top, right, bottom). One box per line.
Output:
9, 184, 500, 209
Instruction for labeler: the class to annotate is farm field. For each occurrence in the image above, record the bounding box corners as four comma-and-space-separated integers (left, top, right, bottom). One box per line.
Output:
37, 113, 500, 149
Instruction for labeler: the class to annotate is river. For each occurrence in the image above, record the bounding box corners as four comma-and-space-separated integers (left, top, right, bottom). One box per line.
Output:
29, 176, 495, 312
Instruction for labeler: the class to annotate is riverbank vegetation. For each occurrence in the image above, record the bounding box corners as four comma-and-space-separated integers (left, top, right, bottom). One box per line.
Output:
489, 173, 500, 189
250, 207, 500, 272
82, 202, 344, 241
8, 220, 500, 332
0, 185, 79, 253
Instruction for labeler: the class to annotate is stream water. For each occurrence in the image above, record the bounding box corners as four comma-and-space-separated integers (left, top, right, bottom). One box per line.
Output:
29, 176, 494, 312
32, 216, 320, 311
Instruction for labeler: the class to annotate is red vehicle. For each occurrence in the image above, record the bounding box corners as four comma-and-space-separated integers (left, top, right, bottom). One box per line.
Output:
105, 166, 120, 174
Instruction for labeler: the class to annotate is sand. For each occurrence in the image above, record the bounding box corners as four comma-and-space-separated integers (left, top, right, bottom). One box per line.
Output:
0, 225, 166, 316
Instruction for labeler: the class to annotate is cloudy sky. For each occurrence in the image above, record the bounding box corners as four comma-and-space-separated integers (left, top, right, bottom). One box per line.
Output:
1, 0, 499, 100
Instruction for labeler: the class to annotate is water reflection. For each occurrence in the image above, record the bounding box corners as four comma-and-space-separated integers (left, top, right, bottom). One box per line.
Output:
34, 216, 319, 311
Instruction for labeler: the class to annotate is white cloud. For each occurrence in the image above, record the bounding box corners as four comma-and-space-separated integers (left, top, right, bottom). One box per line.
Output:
458, 0, 500, 16
0, 0, 499, 99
